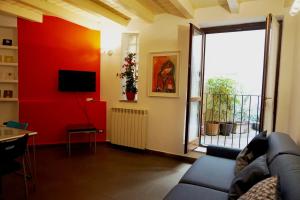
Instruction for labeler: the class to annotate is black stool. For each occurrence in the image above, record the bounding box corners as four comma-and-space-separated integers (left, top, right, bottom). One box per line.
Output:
66, 124, 102, 156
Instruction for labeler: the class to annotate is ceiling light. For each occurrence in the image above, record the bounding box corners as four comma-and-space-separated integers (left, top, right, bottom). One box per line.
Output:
290, 0, 300, 16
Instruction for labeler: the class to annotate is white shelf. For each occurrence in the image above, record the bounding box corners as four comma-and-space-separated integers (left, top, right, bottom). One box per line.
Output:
0, 98, 18, 102
0, 25, 17, 29
0, 45, 18, 50
0, 15, 19, 123
0, 80, 18, 83
0, 63, 18, 66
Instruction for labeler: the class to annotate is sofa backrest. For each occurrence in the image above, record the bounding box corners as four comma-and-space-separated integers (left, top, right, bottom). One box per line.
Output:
267, 132, 300, 200
267, 132, 300, 164
269, 154, 300, 200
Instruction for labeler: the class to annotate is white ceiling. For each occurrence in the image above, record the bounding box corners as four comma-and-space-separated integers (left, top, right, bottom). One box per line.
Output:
0, 0, 294, 29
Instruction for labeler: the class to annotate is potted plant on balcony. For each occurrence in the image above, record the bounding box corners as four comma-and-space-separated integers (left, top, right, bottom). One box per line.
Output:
205, 77, 237, 136
118, 53, 138, 101
232, 104, 249, 134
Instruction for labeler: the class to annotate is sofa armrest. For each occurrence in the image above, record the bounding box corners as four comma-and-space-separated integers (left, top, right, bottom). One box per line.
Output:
206, 145, 241, 160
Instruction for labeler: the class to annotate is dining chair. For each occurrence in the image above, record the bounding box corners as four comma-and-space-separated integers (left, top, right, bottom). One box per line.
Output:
3, 121, 34, 187
0, 134, 29, 199
4, 121, 29, 130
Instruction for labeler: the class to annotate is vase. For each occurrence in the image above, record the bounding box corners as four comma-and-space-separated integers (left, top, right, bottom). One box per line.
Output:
205, 122, 219, 136
219, 122, 233, 136
126, 91, 136, 101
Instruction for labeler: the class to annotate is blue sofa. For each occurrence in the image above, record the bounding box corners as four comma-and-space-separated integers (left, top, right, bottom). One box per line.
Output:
164, 133, 300, 200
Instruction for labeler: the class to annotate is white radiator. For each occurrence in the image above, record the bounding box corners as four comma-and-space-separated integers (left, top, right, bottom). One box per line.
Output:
111, 107, 148, 149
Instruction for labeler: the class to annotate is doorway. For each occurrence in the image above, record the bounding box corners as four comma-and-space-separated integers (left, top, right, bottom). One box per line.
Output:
185, 16, 282, 153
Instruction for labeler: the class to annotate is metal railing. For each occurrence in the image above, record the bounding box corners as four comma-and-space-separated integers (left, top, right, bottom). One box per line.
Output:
200, 93, 261, 149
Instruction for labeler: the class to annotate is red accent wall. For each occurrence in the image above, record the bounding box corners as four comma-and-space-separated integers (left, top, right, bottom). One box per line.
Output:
18, 16, 106, 145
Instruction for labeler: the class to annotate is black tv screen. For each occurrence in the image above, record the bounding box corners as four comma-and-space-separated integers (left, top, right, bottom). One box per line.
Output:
58, 70, 96, 92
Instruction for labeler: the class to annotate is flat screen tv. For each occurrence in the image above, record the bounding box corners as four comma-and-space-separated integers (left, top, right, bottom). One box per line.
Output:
58, 70, 96, 92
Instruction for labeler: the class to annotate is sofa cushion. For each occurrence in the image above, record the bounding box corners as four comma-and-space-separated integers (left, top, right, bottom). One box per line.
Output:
180, 155, 235, 192
207, 145, 241, 160
238, 176, 279, 200
269, 154, 300, 200
267, 132, 300, 164
235, 131, 268, 174
229, 155, 270, 199
163, 183, 228, 200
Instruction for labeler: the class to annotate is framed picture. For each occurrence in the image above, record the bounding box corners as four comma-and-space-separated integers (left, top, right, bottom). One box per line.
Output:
148, 51, 180, 97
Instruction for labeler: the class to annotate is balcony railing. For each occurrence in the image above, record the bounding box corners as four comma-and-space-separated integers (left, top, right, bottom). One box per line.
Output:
200, 93, 261, 149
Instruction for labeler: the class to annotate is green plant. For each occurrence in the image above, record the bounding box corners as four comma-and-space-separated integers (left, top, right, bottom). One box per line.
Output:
234, 106, 249, 122
118, 53, 138, 94
233, 96, 258, 123
250, 113, 259, 123
205, 77, 237, 122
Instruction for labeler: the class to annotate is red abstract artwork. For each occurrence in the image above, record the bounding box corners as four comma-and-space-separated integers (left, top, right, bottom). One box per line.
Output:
149, 52, 179, 97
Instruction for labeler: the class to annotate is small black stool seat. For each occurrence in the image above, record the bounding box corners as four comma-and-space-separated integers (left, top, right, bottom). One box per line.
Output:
66, 124, 101, 156
67, 124, 97, 134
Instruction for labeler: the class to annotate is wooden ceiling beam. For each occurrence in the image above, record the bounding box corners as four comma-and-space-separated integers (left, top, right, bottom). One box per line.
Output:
118, 0, 154, 23
19, 0, 100, 30
226, 0, 239, 13
64, 0, 130, 26
168, 0, 194, 18
0, 1, 43, 23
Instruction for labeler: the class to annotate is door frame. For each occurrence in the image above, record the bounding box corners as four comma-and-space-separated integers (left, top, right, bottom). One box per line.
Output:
184, 21, 283, 153
259, 14, 283, 132
272, 20, 283, 131
201, 22, 265, 33
184, 23, 205, 154
259, 14, 272, 132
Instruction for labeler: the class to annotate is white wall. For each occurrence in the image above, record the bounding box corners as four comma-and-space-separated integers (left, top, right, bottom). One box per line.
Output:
288, 14, 300, 144
101, 16, 189, 155
100, 0, 298, 155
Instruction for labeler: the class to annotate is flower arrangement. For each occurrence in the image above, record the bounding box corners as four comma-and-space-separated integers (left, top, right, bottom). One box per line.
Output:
118, 53, 138, 101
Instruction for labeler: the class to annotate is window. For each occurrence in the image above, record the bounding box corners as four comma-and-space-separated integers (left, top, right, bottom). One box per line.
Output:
120, 33, 139, 101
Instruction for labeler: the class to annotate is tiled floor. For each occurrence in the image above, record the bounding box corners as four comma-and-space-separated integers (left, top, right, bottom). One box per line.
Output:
191, 129, 260, 151
1, 144, 191, 200
186, 150, 205, 159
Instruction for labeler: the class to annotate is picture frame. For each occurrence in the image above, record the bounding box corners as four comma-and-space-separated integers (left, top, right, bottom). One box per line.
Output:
148, 51, 180, 97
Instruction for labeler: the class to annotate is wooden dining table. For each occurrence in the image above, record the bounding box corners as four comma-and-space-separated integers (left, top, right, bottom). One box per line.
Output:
0, 126, 37, 142
0, 126, 38, 183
